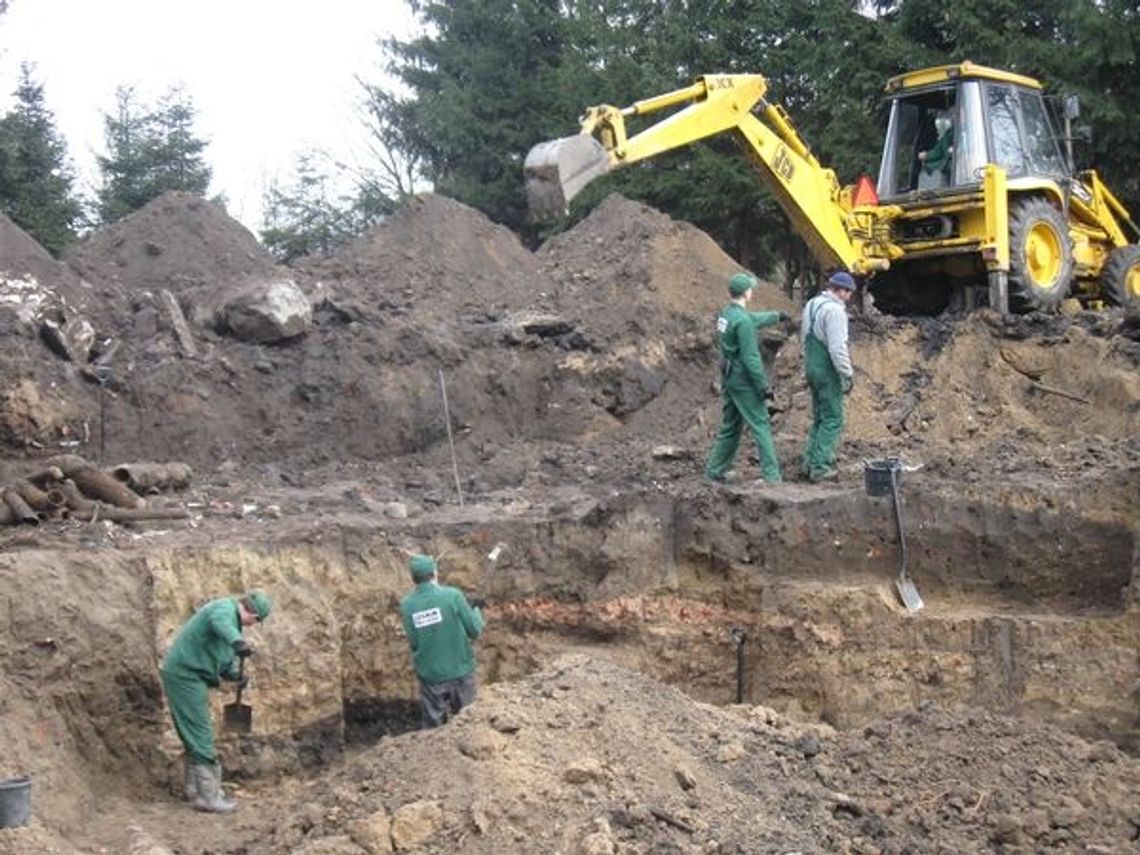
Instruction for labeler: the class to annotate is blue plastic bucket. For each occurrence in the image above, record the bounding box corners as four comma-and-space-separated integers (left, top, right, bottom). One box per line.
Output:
0, 776, 31, 828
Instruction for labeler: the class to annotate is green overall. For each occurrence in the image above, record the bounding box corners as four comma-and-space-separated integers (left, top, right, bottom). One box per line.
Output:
159, 598, 244, 766
802, 300, 845, 478
704, 305, 782, 482
923, 128, 953, 176
400, 583, 484, 685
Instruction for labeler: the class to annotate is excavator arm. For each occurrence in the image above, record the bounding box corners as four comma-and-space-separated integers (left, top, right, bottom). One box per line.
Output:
525, 74, 882, 274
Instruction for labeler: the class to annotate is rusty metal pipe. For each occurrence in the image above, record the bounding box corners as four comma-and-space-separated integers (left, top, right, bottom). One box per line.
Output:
58, 479, 95, 512
27, 466, 64, 487
3, 488, 39, 525
68, 505, 189, 523
14, 481, 53, 511
111, 462, 193, 493
69, 466, 146, 509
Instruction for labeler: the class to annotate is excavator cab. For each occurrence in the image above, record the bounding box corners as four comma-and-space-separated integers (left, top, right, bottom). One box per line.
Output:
877, 72, 1069, 201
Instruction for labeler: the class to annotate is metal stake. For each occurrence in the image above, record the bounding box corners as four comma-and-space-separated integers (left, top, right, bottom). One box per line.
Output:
730, 626, 747, 704
438, 369, 464, 506
95, 366, 112, 465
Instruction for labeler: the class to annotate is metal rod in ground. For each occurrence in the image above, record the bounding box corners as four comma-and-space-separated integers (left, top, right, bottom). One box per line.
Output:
98, 374, 108, 465
438, 369, 464, 507
731, 627, 747, 704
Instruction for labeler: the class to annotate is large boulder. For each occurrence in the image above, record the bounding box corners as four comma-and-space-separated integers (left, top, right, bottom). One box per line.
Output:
219, 278, 312, 343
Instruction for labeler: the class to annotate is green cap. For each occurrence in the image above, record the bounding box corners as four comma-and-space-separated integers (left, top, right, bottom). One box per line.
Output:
728, 272, 757, 297
409, 554, 438, 581
246, 590, 271, 622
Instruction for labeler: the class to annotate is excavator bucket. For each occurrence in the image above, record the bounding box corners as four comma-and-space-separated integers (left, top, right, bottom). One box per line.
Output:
524, 135, 611, 220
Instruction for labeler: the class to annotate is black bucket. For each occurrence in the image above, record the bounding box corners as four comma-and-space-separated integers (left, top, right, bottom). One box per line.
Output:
863, 458, 903, 497
0, 776, 31, 828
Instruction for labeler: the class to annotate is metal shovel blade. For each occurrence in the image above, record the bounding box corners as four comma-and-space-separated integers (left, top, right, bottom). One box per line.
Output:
222, 660, 252, 733
524, 135, 611, 220
223, 700, 251, 733
888, 466, 924, 613
895, 573, 925, 613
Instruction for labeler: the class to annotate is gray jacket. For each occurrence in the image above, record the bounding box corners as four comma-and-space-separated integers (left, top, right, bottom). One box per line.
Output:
801, 291, 853, 377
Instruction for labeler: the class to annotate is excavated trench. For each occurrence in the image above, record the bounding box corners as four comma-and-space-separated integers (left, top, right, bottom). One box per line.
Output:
5, 475, 1137, 808
328, 479, 1139, 753
178, 476, 1138, 782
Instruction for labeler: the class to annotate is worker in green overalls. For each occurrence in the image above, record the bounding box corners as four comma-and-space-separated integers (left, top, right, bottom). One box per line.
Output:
801, 271, 856, 481
159, 590, 271, 813
400, 554, 485, 728
704, 272, 790, 484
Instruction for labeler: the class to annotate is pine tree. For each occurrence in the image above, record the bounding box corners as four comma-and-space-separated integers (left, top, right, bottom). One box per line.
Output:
94, 87, 152, 224
260, 153, 362, 263
0, 63, 83, 255
94, 85, 212, 224
147, 87, 211, 196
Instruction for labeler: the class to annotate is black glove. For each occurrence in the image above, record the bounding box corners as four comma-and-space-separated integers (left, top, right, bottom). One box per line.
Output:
226, 672, 250, 690
842, 374, 855, 395
469, 597, 487, 610
233, 638, 254, 658
777, 311, 792, 323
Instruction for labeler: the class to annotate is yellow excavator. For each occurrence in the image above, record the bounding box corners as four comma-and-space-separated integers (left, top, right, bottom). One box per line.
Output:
524, 62, 1140, 315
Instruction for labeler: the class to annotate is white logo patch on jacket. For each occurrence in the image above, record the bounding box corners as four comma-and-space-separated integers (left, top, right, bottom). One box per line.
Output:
412, 607, 443, 628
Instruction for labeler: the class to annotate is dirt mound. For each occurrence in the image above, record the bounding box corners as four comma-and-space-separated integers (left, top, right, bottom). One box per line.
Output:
537, 194, 793, 343
63, 192, 275, 299
0, 216, 97, 454
299, 193, 539, 318
32, 654, 1125, 855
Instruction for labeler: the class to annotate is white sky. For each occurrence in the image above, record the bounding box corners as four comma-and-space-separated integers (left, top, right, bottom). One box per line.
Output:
0, 0, 418, 232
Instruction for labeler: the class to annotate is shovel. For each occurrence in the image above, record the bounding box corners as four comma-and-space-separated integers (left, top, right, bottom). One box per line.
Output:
222, 657, 252, 734
888, 466, 924, 613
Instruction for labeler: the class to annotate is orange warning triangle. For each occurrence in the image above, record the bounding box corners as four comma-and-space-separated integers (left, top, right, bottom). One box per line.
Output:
852, 175, 878, 207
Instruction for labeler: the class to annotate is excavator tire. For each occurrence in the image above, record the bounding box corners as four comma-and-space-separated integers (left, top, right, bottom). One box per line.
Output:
1008, 196, 1074, 311
1100, 244, 1140, 308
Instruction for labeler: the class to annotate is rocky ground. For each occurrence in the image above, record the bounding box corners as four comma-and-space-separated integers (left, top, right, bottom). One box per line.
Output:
0, 191, 1137, 854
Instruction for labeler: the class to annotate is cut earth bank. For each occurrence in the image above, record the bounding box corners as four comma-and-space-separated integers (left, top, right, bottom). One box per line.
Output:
0, 192, 1137, 854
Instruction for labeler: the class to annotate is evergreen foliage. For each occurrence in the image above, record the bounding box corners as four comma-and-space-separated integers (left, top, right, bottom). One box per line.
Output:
94, 86, 212, 224
0, 64, 83, 255
260, 152, 392, 263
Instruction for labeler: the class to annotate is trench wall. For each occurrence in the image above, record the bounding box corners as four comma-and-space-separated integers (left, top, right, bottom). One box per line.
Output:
3, 479, 1137, 800
145, 481, 1139, 778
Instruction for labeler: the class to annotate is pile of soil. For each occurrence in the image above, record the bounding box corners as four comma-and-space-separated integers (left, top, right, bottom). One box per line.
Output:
247, 656, 1140, 854
535, 194, 793, 345
7, 655, 1135, 854
298, 193, 539, 320
2, 189, 1137, 495
63, 191, 278, 332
